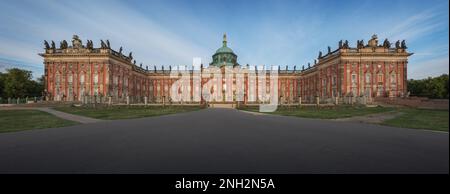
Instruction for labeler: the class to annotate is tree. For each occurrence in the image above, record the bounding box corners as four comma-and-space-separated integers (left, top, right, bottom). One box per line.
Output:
408, 74, 449, 99
1, 68, 43, 98
0, 72, 4, 98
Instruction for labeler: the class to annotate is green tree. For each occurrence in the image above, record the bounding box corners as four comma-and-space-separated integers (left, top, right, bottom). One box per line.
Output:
0, 72, 4, 98
408, 74, 449, 99
2, 68, 42, 98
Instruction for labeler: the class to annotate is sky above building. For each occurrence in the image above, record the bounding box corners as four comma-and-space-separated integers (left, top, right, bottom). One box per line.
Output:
0, 0, 448, 79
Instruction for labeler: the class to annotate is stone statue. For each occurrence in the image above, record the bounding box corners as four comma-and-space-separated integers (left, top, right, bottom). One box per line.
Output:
314, 59, 317, 65
308, 63, 311, 68
51, 41, 56, 50
343, 40, 349, 49
100, 40, 106, 48
106, 40, 111, 48
285, 65, 288, 71
357, 40, 364, 49
72, 35, 82, 48
86, 40, 93, 49
338, 40, 343, 49
140, 63, 142, 68
169, 65, 172, 71
146, 66, 148, 71
302, 65, 305, 71
154, 66, 157, 72
395, 40, 400, 49
401, 40, 407, 49
383, 38, 391, 48
328, 46, 331, 53
133, 60, 136, 65
44, 40, 50, 49
119, 46, 123, 54
318, 51, 322, 59
60, 40, 68, 49
128, 52, 133, 60
367, 34, 378, 47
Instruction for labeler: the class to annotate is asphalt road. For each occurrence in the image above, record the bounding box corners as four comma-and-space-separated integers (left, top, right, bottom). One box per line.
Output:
0, 108, 448, 173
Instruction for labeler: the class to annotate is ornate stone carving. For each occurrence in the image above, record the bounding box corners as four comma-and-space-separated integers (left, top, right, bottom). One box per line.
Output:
100, 40, 107, 49
51, 41, 56, 51
343, 40, 349, 49
401, 40, 407, 49
72, 35, 82, 49
128, 52, 133, 60
367, 34, 378, 47
44, 40, 50, 49
382, 38, 391, 48
395, 40, 401, 49
60, 40, 68, 49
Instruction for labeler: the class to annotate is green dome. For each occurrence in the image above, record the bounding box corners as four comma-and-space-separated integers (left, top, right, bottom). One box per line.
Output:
210, 33, 239, 67
215, 45, 235, 54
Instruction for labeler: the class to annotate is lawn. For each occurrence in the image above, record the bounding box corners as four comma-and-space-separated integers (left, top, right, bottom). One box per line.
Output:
239, 105, 449, 131
383, 108, 449, 132
54, 105, 203, 120
0, 110, 78, 133
239, 105, 394, 119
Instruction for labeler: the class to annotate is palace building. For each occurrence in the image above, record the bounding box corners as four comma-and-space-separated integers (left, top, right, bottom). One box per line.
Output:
40, 34, 412, 104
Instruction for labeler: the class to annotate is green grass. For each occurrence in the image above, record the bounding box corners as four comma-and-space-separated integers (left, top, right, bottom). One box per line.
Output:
383, 108, 449, 132
54, 105, 203, 120
239, 105, 394, 119
0, 110, 78, 133
239, 105, 449, 131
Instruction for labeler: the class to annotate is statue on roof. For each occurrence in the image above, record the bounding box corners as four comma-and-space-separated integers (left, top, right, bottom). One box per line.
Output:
60, 40, 68, 49
128, 52, 133, 60
395, 40, 401, 49
72, 35, 82, 48
318, 51, 322, 59
338, 40, 343, 49
100, 40, 106, 48
106, 40, 111, 48
357, 40, 365, 49
382, 38, 391, 48
119, 46, 123, 54
86, 40, 93, 49
367, 34, 378, 47
51, 41, 56, 50
343, 40, 349, 49
44, 40, 50, 50
328, 46, 331, 54
401, 40, 407, 49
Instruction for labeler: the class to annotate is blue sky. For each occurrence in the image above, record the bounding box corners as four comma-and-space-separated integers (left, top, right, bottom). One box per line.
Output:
0, 0, 448, 79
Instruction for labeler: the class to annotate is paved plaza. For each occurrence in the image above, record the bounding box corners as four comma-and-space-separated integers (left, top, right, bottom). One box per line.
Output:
0, 108, 447, 173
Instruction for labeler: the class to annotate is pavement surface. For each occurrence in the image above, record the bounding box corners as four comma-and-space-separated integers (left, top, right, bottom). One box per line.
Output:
0, 108, 448, 173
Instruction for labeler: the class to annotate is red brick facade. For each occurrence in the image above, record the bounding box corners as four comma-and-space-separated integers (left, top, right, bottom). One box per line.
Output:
40, 35, 411, 104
